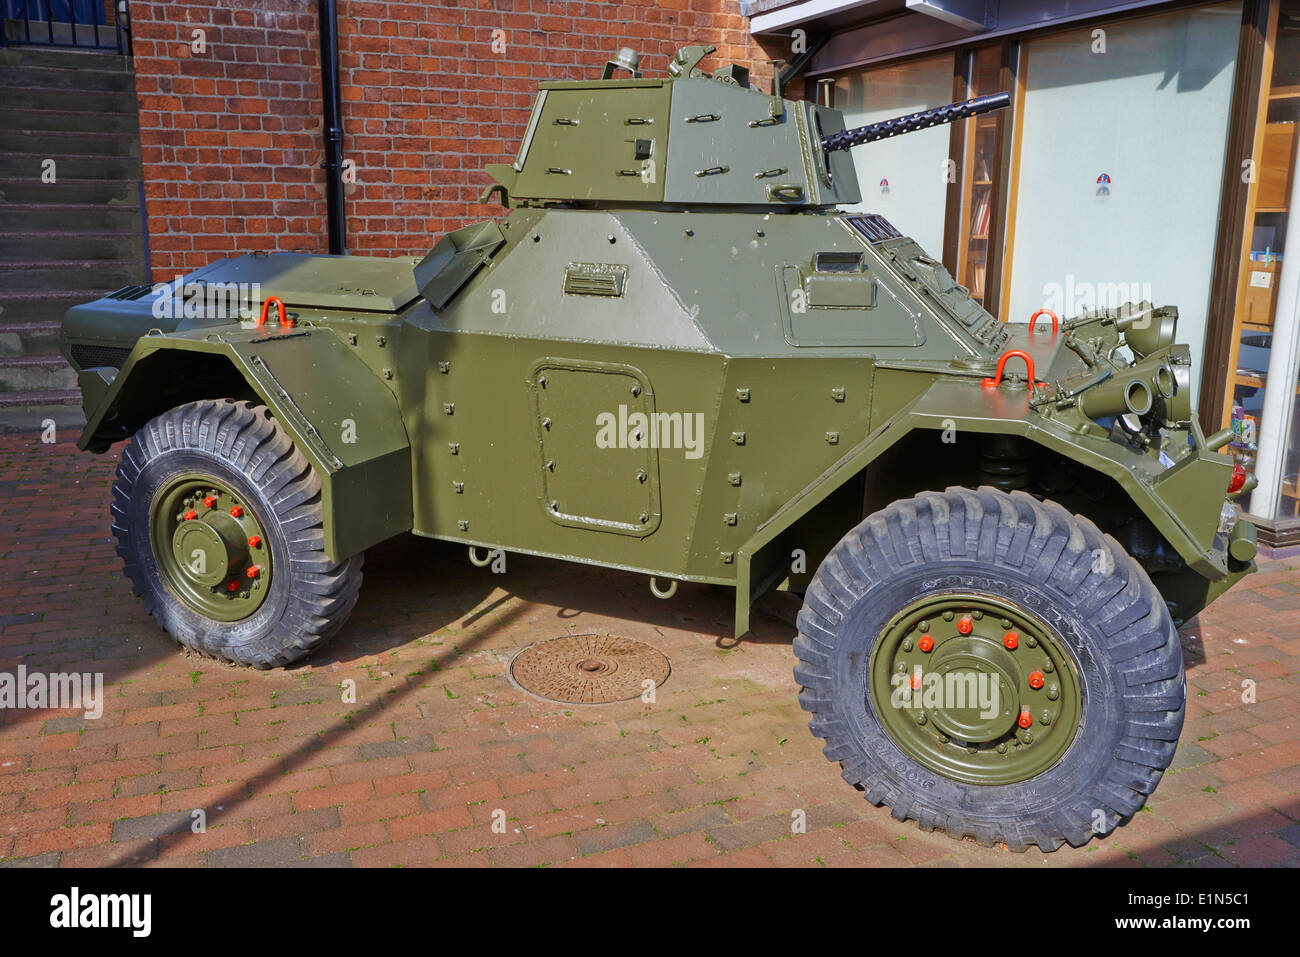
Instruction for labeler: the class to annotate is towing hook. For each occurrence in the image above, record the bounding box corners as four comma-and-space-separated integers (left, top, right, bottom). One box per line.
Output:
650, 577, 678, 599
982, 350, 1047, 390
468, 546, 495, 567
257, 295, 294, 329
1030, 309, 1059, 336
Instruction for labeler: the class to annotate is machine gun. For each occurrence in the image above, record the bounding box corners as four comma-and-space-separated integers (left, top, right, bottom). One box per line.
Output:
820, 91, 1011, 153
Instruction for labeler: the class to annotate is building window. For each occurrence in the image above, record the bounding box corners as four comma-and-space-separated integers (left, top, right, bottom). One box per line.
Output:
829, 53, 957, 257
952, 45, 1010, 310
1229, 0, 1300, 528
1001, 0, 1242, 406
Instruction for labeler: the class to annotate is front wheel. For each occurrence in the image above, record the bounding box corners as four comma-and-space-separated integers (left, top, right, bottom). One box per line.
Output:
112, 399, 363, 668
794, 486, 1184, 851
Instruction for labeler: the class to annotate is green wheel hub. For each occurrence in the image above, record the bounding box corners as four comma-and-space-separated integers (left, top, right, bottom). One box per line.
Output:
150, 474, 272, 621
869, 593, 1081, 786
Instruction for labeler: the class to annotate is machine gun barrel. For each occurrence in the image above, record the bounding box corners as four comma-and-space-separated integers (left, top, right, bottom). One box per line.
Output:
820, 91, 1011, 153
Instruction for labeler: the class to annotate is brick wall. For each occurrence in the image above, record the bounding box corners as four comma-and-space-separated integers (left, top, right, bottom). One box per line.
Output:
128, 1, 785, 279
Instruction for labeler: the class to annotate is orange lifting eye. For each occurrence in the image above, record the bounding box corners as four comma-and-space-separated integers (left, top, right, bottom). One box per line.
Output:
1029, 308, 1059, 336
256, 295, 294, 328
982, 350, 1047, 389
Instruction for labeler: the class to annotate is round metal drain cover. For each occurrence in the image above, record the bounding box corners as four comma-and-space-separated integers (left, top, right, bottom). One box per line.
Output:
511, 634, 670, 704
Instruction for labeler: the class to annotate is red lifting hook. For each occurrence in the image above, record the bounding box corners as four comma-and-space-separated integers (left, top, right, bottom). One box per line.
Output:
256, 295, 294, 328
1029, 308, 1059, 336
982, 350, 1046, 389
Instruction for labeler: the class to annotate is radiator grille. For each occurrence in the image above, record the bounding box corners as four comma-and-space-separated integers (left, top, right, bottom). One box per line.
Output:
69, 343, 131, 370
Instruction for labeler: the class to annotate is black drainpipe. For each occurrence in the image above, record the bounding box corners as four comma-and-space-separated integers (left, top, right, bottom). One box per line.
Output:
318, 0, 346, 254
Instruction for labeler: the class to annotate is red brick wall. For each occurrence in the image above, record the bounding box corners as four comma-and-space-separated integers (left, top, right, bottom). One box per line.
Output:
129, 1, 785, 279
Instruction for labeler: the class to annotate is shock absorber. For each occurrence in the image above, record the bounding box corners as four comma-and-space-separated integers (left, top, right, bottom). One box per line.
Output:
979, 435, 1035, 491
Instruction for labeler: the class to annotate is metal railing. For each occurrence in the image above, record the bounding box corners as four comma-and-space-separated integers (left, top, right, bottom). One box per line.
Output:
1, 0, 131, 55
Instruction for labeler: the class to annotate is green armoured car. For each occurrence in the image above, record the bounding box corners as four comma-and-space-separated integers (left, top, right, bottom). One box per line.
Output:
61, 44, 1257, 850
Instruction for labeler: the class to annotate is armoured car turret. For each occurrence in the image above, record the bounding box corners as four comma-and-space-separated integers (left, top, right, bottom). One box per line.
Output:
60, 44, 1256, 851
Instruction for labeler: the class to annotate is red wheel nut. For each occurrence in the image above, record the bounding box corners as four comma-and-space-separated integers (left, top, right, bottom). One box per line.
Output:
1003, 632, 1019, 650
225, 581, 239, 593
1018, 710, 1033, 728
203, 495, 217, 508
957, 616, 973, 635
229, 506, 244, 518
246, 565, 260, 579
910, 672, 922, 690
1028, 671, 1045, 690
183, 510, 197, 521
247, 535, 262, 548
918, 634, 934, 653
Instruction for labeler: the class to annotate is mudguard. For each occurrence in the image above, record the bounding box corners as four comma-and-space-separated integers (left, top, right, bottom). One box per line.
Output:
734, 376, 1253, 635
78, 323, 411, 561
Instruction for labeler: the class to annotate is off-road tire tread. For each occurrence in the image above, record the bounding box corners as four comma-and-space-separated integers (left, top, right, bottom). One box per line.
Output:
111, 399, 363, 668
794, 485, 1184, 852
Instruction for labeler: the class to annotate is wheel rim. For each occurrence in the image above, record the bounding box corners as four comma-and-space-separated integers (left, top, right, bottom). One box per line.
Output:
150, 474, 272, 621
868, 593, 1081, 786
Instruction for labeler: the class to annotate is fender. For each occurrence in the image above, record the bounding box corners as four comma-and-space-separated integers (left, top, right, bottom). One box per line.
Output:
734, 377, 1248, 635
78, 323, 411, 562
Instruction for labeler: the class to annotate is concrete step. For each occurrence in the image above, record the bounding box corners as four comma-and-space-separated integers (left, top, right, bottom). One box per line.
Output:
0, 400, 85, 434
0, 150, 139, 179
1, 20, 125, 52
0, 355, 77, 393
0, 203, 141, 232
0, 106, 139, 134
0, 86, 136, 114
0, 62, 135, 92
0, 320, 62, 358
0, 259, 146, 292
0, 290, 104, 325
0, 128, 139, 156
0, 230, 142, 262
0, 45, 130, 73
0, 178, 138, 205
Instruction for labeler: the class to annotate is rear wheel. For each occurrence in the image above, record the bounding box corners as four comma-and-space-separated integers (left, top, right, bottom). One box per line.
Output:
794, 486, 1184, 850
112, 399, 363, 668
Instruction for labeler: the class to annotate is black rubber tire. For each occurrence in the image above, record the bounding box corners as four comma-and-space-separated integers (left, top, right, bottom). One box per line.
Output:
112, 399, 363, 668
794, 486, 1185, 851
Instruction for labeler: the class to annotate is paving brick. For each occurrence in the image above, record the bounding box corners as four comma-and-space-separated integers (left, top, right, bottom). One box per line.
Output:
489, 834, 578, 867
208, 836, 305, 867
0, 437, 1296, 869
573, 819, 656, 856
111, 810, 194, 842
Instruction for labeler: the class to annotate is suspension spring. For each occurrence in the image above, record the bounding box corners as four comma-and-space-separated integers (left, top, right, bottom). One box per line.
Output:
979, 435, 1035, 491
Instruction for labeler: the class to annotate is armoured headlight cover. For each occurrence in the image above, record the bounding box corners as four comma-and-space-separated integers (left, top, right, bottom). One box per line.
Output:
1150, 344, 1192, 426
1117, 306, 1178, 359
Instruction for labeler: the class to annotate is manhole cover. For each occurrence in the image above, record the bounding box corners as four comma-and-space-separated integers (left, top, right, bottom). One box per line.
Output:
510, 634, 671, 704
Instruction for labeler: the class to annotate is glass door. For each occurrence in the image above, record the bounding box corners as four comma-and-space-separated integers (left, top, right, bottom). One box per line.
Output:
1228, 0, 1300, 528
954, 46, 1008, 309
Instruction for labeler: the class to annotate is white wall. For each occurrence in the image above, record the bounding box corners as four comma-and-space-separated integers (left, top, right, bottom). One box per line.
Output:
1005, 2, 1242, 406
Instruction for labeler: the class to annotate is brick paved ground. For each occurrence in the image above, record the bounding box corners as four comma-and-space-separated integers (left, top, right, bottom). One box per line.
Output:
1, 432, 1297, 867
